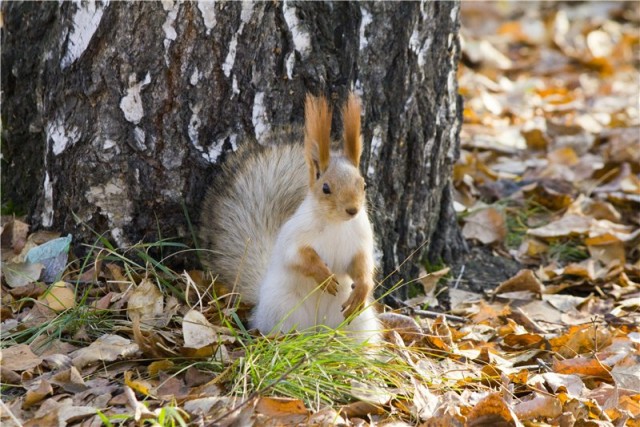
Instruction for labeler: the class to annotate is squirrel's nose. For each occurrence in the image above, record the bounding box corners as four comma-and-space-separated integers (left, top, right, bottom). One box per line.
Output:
346, 207, 358, 216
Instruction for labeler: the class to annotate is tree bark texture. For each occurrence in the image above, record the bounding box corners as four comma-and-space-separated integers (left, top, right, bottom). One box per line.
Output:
2, 1, 466, 298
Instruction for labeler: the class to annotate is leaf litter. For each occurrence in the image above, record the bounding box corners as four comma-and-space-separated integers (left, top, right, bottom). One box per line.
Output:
1, 2, 639, 426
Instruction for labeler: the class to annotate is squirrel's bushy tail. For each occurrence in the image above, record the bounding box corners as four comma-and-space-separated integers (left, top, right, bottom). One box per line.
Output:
199, 136, 307, 304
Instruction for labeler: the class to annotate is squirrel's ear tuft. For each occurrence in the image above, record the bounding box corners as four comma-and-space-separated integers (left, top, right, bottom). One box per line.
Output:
342, 92, 362, 168
304, 94, 332, 184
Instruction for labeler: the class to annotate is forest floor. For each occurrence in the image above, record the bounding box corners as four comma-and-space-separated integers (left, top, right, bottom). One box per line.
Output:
1, 2, 639, 426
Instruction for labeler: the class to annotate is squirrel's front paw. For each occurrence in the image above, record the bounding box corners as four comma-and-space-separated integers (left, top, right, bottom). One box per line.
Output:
320, 275, 339, 296
341, 282, 370, 319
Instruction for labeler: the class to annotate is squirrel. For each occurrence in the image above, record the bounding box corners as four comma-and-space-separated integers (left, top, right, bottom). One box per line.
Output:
199, 92, 380, 343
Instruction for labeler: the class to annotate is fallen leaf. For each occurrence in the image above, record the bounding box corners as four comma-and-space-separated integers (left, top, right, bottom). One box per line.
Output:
527, 214, 592, 239
539, 373, 588, 398
50, 366, 88, 393
419, 267, 450, 295
378, 312, 424, 344
24, 234, 72, 283
40, 281, 76, 312
462, 207, 507, 245
182, 309, 217, 349
127, 278, 164, 327
148, 360, 175, 377
7, 282, 47, 299
183, 396, 226, 415
502, 333, 546, 349
465, 392, 519, 427
550, 324, 612, 358
494, 269, 545, 296
522, 128, 549, 150
0, 219, 29, 254
611, 356, 640, 392
350, 380, 394, 406
412, 377, 441, 421
70, 334, 139, 369
340, 400, 386, 418
124, 370, 154, 397
553, 357, 612, 379
513, 393, 562, 421
0, 344, 43, 371
470, 300, 511, 324
2, 261, 44, 288
23, 379, 54, 409
255, 396, 308, 416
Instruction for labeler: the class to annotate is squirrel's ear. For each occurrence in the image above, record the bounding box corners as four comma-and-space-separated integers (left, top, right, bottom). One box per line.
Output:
342, 91, 362, 168
304, 94, 332, 185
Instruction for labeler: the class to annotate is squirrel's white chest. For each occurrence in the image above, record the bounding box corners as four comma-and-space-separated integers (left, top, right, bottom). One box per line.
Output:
306, 219, 366, 273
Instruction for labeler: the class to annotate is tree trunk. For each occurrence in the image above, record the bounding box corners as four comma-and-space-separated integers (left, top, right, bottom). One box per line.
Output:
1, 1, 466, 299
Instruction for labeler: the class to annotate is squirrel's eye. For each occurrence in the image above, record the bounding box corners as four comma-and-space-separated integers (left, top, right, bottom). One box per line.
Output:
322, 183, 331, 194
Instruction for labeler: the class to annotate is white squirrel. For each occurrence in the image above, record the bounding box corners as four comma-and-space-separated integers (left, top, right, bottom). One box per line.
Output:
200, 92, 379, 343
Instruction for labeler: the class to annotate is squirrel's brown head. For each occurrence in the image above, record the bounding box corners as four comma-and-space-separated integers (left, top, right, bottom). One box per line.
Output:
304, 92, 366, 222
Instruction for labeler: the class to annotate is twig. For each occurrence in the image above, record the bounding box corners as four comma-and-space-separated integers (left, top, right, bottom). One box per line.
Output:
391, 296, 468, 323
412, 309, 468, 323
453, 264, 465, 290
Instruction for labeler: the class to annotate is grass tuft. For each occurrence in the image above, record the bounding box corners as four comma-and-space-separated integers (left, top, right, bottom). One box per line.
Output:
225, 330, 417, 408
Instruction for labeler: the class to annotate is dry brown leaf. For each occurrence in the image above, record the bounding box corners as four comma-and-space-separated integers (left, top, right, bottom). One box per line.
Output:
513, 393, 562, 421
0, 344, 43, 371
378, 312, 423, 344
350, 380, 394, 406
522, 180, 574, 211
412, 377, 441, 421
182, 309, 218, 350
538, 373, 588, 397
23, 379, 54, 409
255, 396, 308, 416
183, 396, 227, 416
568, 196, 622, 222
522, 128, 549, 150
587, 238, 626, 265
494, 269, 545, 296
462, 207, 507, 245
470, 300, 511, 325
307, 407, 348, 426
527, 214, 592, 239
419, 267, 450, 295
50, 366, 87, 393
340, 400, 386, 418
548, 146, 580, 166
3, 261, 44, 288
553, 357, 612, 380
70, 334, 139, 369
127, 278, 164, 327
502, 333, 546, 349
550, 324, 612, 358
0, 219, 30, 255
611, 355, 640, 392
465, 392, 519, 427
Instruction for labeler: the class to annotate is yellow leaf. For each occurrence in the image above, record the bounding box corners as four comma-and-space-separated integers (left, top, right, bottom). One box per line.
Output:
124, 371, 153, 397
148, 360, 175, 377
41, 281, 75, 312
